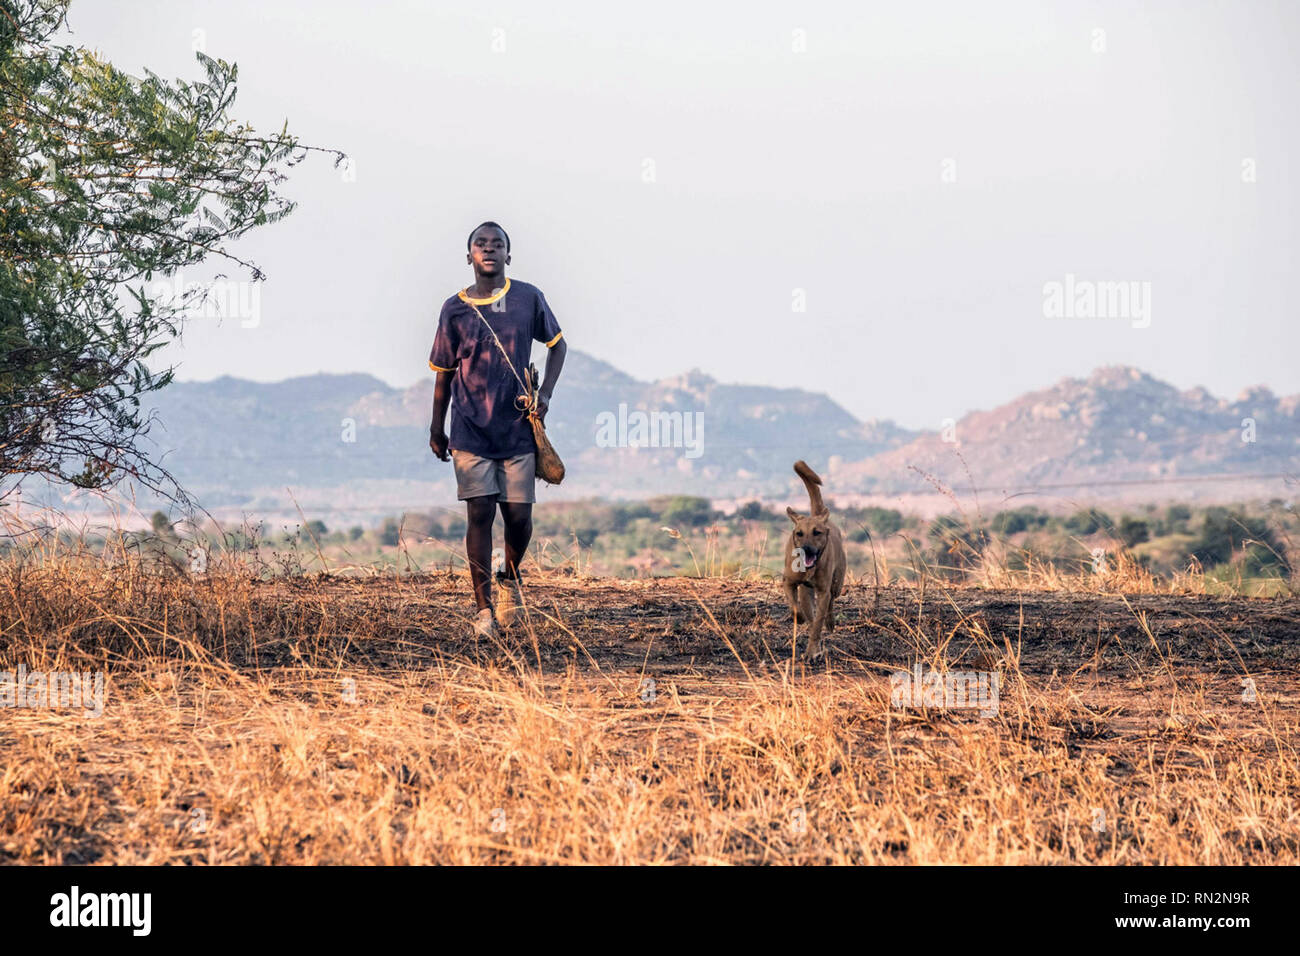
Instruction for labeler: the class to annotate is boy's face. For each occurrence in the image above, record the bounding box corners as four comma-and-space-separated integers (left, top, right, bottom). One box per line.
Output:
467, 226, 510, 279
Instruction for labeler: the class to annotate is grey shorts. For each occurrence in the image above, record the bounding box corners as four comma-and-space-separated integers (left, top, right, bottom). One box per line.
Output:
451, 450, 536, 503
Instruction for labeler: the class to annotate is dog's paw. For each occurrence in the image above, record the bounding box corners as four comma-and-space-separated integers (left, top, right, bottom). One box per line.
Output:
803, 644, 825, 662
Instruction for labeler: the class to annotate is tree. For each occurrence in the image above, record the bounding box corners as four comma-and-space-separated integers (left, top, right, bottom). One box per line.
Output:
860, 506, 903, 537
1064, 508, 1112, 536
1117, 516, 1150, 548
848, 507, 904, 542
0, 1, 340, 500
1160, 503, 1192, 535
927, 514, 987, 573
608, 502, 652, 533
1191, 508, 1290, 578
991, 506, 1048, 536
149, 509, 173, 537
659, 495, 714, 528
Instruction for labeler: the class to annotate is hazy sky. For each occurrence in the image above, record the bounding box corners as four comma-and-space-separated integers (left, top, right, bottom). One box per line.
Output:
65, 1, 1298, 429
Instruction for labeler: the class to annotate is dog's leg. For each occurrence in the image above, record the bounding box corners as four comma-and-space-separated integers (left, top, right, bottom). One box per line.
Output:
804, 586, 834, 661
827, 565, 844, 631
798, 583, 815, 627
783, 579, 802, 624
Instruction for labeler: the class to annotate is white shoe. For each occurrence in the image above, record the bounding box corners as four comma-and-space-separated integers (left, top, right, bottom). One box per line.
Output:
472, 607, 499, 639
496, 575, 523, 628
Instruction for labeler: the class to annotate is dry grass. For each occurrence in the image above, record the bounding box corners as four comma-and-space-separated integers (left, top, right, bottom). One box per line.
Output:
2, 543, 1298, 865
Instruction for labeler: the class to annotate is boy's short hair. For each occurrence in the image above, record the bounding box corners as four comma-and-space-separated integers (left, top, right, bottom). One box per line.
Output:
467, 221, 510, 253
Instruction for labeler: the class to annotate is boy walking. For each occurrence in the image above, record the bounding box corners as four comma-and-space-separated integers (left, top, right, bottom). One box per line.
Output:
428, 222, 567, 638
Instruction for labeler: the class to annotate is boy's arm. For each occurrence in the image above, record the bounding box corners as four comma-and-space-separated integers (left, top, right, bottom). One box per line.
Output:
428, 369, 454, 460
428, 303, 458, 460
534, 336, 566, 424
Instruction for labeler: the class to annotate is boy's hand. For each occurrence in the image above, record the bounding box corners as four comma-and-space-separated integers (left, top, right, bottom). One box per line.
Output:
534, 394, 550, 424
429, 428, 450, 461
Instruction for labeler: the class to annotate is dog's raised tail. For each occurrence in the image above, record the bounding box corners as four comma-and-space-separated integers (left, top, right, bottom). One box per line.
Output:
793, 460, 827, 515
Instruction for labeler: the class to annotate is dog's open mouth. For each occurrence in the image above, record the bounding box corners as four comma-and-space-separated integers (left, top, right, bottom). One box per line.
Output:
802, 549, 819, 569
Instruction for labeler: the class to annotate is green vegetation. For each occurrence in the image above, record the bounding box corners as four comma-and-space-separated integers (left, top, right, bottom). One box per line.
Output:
1064, 508, 1113, 536
991, 507, 1050, 536
1, 0, 335, 499
9, 497, 1294, 596
1191, 507, 1290, 579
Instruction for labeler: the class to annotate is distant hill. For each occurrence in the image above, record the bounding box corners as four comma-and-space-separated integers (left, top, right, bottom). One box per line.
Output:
343, 351, 916, 499
47, 356, 1295, 523
838, 366, 1300, 497
128, 350, 915, 518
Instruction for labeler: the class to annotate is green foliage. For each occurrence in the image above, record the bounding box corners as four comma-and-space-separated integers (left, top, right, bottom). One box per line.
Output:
0, 1, 337, 496
848, 506, 903, 542
658, 495, 715, 528
1064, 508, 1113, 536
862, 506, 904, 536
1118, 516, 1150, 548
379, 518, 400, 547
1191, 508, 1289, 577
149, 510, 173, 536
991, 506, 1049, 536
608, 502, 653, 533
927, 514, 987, 570
1159, 504, 1193, 536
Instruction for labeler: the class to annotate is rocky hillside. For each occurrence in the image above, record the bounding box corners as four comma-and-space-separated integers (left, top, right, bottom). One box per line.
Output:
135, 350, 917, 510
837, 366, 1300, 495
102, 359, 1299, 520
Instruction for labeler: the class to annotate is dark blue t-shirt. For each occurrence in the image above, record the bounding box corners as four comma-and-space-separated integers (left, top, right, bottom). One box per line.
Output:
429, 277, 564, 458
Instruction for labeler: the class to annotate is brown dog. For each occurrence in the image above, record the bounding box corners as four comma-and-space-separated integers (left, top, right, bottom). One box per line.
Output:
782, 460, 846, 660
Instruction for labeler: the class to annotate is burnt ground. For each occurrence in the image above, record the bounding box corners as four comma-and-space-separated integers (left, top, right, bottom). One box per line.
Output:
242, 572, 1300, 681
187, 572, 1300, 752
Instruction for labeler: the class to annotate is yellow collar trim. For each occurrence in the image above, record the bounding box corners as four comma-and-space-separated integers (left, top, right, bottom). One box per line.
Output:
458, 277, 511, 306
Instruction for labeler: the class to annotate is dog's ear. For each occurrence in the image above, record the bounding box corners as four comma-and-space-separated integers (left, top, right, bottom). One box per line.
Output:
786, 506, 802, 522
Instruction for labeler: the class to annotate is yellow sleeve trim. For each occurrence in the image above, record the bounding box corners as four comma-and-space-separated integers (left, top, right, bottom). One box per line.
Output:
429, 360, 456, 372
545, 331, 564, 348
457, 276, 512, 306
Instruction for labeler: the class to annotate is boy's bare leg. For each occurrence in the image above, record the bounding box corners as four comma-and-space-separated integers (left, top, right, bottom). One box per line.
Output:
498, 501, 532, 580
465, 495, 497, 611
495, 502, 532, 627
